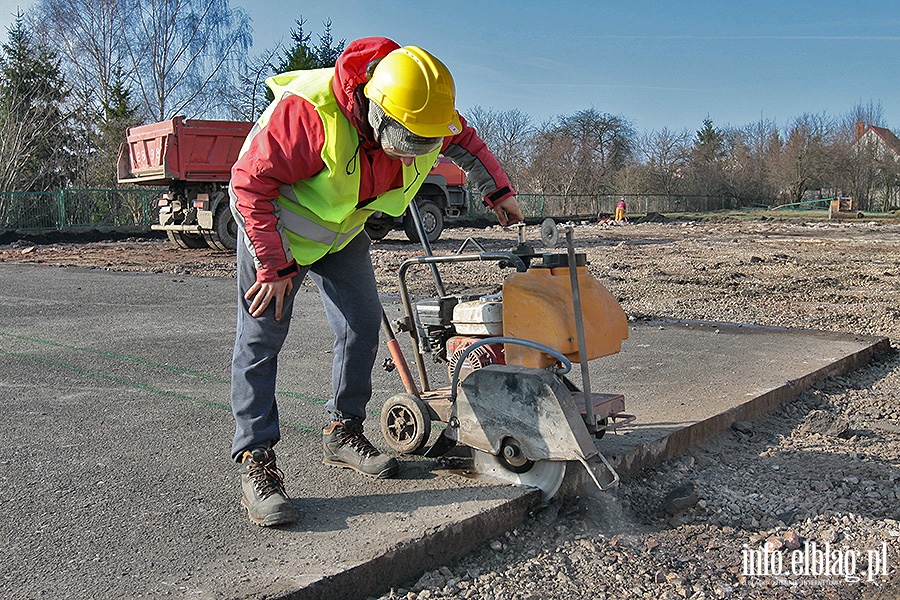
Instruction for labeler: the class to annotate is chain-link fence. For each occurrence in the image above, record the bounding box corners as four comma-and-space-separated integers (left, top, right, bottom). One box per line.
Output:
1, 188, 735, 232
469, 193, 735, 219
0, 188, 161, 231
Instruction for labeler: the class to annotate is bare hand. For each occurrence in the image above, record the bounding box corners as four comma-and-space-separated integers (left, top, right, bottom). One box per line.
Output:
244, 278, 294, 321
493, 196, 524, 227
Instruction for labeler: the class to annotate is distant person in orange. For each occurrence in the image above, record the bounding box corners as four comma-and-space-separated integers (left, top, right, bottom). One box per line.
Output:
615, 198, 628, 222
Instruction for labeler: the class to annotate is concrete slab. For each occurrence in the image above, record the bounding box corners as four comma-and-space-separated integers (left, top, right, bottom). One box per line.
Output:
574, 320, 890, 485
0, 263, 888, 599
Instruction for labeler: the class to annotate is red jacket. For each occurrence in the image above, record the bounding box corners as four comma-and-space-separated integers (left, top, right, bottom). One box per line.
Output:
231, 37, 515, 282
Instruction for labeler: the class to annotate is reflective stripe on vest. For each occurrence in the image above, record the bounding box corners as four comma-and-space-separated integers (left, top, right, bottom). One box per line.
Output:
277, 184, 364, 247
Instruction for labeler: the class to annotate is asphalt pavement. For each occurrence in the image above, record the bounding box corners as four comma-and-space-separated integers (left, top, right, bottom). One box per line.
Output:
0, 262, 887, 599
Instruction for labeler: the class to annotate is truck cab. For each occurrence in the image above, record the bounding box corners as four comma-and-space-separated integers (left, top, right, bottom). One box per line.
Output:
364, 157, 470, 243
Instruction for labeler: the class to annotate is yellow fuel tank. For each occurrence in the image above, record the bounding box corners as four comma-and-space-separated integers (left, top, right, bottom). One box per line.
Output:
502, 265, 628, 368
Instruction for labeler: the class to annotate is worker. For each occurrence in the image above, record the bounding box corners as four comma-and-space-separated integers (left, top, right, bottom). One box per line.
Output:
615, 198, 628, 222
228, 37, 523, 526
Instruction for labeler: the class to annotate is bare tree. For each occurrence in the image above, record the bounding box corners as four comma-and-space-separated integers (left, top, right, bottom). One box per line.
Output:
846, 100, 886, 130
875, 148, 900, 210
611, 160, 649, 196
121, 0, 252, 120
830, 101, 889, 210
639, 127, 691, 196
228, 44, 282, 121
525, 109, 634, 196
722, 119, 779, 205
838, 125, 880, 208
35, 0, 128, 122
0, 91, 68, 194
33, 0, 144, 188
771, 113, 834, 204
464, 105, 533, 192
563, 108, 634, 193
522, 119, 580, 195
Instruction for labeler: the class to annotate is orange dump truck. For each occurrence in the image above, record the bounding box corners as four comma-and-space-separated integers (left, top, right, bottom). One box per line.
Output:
117, 117, 469, 250
117, 117, 250, 250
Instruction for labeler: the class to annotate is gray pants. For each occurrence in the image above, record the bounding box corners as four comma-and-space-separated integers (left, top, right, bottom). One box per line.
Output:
230, 232, 382, 461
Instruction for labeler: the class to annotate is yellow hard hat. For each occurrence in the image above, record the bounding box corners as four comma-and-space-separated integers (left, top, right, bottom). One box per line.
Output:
364, 46, 462, 138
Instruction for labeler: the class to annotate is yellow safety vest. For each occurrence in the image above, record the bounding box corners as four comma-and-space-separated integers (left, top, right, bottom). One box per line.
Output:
250, 68, 440, 265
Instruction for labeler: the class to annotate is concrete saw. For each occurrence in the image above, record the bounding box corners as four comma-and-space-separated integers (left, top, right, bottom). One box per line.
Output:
379, 216, 634, 500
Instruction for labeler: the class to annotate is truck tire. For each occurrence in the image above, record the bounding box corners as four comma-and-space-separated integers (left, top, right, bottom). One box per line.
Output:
166, 230, 209, 249
403, 199, 443, 243
364, 220, 392, 241
204, 204, 238, 251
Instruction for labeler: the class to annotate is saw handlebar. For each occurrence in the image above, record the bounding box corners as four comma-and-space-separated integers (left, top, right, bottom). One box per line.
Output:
396, 252, 530, 393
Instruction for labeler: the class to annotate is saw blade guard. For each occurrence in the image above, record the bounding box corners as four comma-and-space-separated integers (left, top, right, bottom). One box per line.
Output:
452, 365, 597, 462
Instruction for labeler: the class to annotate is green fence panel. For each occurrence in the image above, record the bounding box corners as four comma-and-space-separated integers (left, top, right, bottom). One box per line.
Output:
61, 189, 156, 228
2, 187, 735, 232
0, 191, 59, 230
0, 188, 160, 231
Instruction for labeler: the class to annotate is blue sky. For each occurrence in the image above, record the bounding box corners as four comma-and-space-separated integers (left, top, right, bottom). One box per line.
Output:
2, 0, 897, 133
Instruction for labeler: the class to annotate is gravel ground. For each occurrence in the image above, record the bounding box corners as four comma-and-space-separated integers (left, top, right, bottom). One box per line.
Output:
2, 216, 899, 599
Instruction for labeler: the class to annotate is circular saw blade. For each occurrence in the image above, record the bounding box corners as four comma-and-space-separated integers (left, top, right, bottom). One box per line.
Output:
472, 450, 566, 502
540, 218, 559, 248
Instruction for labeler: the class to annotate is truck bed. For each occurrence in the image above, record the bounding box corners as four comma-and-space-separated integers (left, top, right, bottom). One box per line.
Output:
116, 117, 252, 185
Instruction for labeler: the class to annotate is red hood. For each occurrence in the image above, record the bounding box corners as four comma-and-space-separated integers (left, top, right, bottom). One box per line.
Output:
332, 37, 400, 134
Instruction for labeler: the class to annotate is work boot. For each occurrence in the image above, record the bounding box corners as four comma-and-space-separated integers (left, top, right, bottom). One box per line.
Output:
323, 419, 399, 478
239, 448, 298, 526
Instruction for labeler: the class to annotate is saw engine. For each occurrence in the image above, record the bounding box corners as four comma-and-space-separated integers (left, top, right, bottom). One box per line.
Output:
415, 295, 507, 380
379, 219, 635, 500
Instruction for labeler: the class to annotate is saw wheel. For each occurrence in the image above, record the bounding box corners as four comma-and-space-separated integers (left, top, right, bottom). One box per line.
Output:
380, 393, 431, 454
471, 438, 566, 502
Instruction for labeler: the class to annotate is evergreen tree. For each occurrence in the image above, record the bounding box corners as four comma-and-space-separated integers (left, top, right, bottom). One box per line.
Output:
689, 117, 727, 196
87, 72, 142, 187
262, 18, 345, 104
278, 20, 316, 73
693, 117, 725, 164
0, 11, 72, 191
312, 19, 344, 68
277, 18, 345, 72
